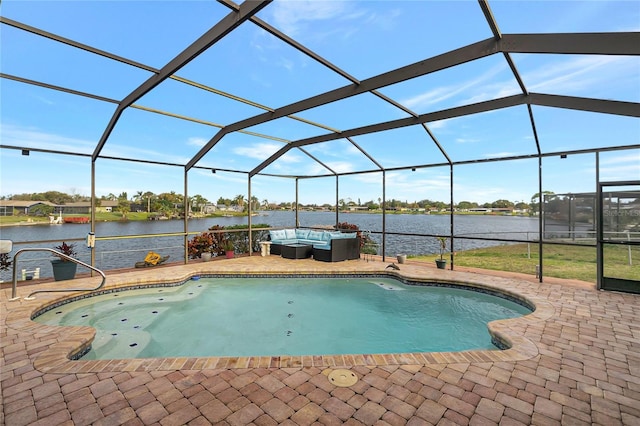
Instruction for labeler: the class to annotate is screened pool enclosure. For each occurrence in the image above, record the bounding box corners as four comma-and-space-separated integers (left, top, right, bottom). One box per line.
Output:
1, 0, 638, 290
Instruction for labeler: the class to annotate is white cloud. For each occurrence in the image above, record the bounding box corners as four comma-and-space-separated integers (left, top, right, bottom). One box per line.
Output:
427, 120, 448, 130
598, 152, 640, 166
483, 151, 518, 158
598, 151, 640, 180
267, 0, 398, 42
401, 62, 508, 111
259, 147, 308, 174
278, 56, 294, 71
1, 124, 201, 165
385, 170, 450, 192
363, 8, 401, 31
455, 138, 480, 144
353, 171, 384, 185
279, 150, 303, 164
269, 0, 350, 37
304, 162, 335, 175
401, 54, 637, 119
457, 81, 521, 105
523, 55, 636, 94
323, 161, 353, 174
232, 142, 286, 161
1, 124, 95, 153
30, 94, 55, 105
599, 164, 640, 181
401, 87, 453, 110
304, 140, 362, 158
187, 137, 208, 147
101, 143, 192, 165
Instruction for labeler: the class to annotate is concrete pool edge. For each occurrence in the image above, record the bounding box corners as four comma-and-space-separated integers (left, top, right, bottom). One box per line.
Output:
5, 261, 555, 374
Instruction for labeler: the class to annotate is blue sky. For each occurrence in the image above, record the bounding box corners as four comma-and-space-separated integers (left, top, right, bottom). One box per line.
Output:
1, 0, 638, 206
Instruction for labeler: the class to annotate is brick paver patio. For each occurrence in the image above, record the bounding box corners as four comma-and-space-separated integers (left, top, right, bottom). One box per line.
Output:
2, 256, 639, 425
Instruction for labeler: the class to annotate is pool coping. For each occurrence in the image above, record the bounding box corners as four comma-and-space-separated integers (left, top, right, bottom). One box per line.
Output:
4, 261, 555, 374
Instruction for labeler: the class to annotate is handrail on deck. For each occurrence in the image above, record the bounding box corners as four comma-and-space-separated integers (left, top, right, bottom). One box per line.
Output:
9, 248, 106, 301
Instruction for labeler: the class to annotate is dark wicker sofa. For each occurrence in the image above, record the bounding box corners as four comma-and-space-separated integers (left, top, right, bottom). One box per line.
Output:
312, 237, 361, 262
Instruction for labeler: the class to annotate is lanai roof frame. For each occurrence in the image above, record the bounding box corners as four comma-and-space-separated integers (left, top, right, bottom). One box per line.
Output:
1, 0, 639, 280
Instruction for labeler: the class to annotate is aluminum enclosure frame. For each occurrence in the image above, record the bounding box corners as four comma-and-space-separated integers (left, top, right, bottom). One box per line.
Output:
1, 0, 639, 283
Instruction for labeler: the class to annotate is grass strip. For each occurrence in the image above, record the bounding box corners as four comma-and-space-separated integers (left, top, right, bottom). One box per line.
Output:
413, 243, 640, 283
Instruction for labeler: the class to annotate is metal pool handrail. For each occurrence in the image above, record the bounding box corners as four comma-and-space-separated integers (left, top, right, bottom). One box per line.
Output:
9, 248, 106, 301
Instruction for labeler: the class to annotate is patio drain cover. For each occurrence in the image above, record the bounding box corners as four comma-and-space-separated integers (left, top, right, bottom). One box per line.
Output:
327, 369, 358, 387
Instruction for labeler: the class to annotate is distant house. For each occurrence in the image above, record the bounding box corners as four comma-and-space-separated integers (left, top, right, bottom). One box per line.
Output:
97, 200, 119, 213
0, 200, 56, 216
203, 203, 217, 214
0, 200, 120, 216
491, 208, 514, 214
216, 205, 242, 212
59, 202, 91, 214
129, 202, 147, 213
468, 207, 515, 214
58, 201, 120, 214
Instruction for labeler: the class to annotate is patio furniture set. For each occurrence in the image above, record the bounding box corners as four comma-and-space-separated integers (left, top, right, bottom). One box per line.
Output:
268, 228, 360, 262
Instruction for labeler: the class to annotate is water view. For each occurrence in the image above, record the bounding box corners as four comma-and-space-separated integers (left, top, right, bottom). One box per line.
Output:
1, 211, 539, 280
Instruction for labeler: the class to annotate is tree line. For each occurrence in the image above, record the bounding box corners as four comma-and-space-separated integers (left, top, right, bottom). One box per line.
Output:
2, 191, 262, 218
3, 190, 540, 216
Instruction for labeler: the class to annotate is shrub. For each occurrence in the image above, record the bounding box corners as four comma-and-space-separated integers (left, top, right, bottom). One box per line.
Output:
188, 232, 217, 259
213, 223, 270, 254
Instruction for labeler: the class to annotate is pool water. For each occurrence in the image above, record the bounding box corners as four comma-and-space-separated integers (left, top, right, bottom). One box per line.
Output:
34, 277, 532, 360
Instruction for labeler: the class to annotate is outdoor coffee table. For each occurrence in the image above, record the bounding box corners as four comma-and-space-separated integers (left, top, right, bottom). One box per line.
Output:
281, 243, 313, 259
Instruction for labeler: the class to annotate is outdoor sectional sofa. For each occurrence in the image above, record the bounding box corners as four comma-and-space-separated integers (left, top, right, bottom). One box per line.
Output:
268, 228, 360, 262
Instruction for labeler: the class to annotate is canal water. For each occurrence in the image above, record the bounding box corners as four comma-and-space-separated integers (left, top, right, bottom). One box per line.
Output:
0, 211, 539, 280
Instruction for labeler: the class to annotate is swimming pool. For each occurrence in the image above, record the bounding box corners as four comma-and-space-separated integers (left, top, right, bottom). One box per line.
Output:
34, 276, 532, 360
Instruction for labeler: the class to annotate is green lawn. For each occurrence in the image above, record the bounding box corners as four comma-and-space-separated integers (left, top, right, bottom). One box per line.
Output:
412, 243, 640, 283
0, 212, 149, 224
0, 215, 50, 225
0, 211, 248, 225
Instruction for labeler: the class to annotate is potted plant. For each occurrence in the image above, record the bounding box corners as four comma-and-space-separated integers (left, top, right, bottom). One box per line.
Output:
223, 239, 235, 259
435, 236, 448, 269
51, 242, 78, 281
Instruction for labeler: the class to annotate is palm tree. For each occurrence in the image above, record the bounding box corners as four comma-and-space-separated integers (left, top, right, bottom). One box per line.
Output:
142, 191, 154, 213
233, 194, 245, 211
250, 196, 259, 211
117, 199, 130, 219
191, 194, 208, 214
530, 191, 555, 216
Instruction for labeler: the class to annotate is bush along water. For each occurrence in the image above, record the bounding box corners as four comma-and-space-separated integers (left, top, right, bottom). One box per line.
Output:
187, 231, 218, 259
188, 224, 271, 259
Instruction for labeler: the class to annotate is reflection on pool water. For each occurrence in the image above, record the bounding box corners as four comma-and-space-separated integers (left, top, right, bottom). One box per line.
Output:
34, 277, 532, 360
